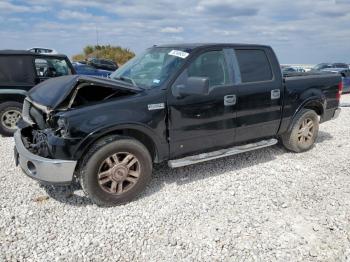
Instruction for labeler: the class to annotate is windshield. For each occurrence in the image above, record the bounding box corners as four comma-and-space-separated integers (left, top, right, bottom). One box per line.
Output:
110, 47, 190, 89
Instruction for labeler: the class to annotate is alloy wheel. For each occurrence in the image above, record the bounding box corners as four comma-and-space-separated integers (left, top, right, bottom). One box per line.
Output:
97, 152, 141, 195
1, 109, 21, 130
297, 118, 315, 145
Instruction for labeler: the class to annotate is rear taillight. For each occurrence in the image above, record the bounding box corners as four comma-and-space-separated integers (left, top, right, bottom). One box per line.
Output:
336, 81, 343, 100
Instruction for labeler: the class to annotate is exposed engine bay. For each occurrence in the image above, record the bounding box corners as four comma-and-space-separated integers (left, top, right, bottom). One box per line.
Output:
21, 128, 52, 158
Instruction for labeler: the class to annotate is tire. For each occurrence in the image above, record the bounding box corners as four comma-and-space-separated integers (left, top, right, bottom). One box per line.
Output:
281, 109, 319, 153
0, 102, 23, 137
79, 136, 152, 206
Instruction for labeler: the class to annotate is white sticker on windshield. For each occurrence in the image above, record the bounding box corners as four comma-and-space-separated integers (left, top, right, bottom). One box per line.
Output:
168, 50, 189, 59
153, 79, 160, 84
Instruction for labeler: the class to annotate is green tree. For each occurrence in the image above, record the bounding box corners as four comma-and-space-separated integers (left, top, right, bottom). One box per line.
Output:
73, 45, 135, 66
83, 45, 94, 56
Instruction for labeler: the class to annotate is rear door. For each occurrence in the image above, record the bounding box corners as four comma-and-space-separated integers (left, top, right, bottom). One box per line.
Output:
168, 48, 238, 158
231, 47, 283, 142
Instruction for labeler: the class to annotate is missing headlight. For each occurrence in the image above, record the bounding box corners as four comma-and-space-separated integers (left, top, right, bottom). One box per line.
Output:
57, 117, 69, 137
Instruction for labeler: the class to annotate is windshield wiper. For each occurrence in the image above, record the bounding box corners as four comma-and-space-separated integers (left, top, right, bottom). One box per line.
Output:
114, 76, 137, 87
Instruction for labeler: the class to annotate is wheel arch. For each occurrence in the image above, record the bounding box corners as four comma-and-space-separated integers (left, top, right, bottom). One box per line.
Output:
296, 88, 326, 115
288, 96, 325, 132
302, 99, 324, 116
74, 124, 168, 164
0, 92, 26, 104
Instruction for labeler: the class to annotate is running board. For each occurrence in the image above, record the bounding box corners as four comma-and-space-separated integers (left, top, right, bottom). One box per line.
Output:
168, 138, 278, 168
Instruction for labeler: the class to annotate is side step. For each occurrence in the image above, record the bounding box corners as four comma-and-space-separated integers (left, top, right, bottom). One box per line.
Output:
168, 138, 278, 168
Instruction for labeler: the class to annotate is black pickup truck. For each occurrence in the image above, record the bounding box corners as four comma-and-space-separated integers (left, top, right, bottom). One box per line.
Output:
14, 43, 342, 206
0, 50, 75, 136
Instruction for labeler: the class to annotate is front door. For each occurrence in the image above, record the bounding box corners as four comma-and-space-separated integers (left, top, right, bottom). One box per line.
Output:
167, 49, 238, 159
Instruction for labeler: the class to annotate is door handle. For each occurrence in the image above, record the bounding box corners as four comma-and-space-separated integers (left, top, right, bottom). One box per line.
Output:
271, 89, 281, 100
224, 94, 236, 106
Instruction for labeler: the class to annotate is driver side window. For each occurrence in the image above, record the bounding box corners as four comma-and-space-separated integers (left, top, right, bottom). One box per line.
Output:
187, 50, 230, 87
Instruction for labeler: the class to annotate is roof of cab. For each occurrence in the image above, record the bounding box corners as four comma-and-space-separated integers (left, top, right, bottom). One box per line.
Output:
0, 50, 68, 58
154, 43, 271, 50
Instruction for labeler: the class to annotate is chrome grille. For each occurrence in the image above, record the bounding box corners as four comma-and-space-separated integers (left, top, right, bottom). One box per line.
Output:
22, 98, 35, 125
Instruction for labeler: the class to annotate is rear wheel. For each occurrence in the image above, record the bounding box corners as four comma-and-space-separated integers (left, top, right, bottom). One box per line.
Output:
281, 109, 319, 153
0, 102, 22, 137
79, 136, 152, 206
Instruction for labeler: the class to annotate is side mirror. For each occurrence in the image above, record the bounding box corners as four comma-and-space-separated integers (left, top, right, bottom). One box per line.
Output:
174, 77, 210, 97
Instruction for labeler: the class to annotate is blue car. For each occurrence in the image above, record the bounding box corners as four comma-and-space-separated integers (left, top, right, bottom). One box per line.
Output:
72, 63, 113, 78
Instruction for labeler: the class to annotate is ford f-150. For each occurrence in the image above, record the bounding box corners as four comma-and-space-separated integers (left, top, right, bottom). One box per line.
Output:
14, 43, 342, 206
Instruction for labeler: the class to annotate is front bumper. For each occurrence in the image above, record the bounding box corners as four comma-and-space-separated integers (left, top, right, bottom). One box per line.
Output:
332, 108, 341, 120
14, 130, 77, 185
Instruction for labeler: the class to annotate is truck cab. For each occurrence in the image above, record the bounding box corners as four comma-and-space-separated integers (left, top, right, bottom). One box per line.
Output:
165, 44, 283, 158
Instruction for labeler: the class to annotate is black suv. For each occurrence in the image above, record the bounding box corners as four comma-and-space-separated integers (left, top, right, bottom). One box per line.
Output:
0, 50, 75, 136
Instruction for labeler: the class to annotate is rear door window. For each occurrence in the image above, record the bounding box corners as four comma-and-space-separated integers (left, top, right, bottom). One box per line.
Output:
235, 49, 273, 83
0, 56, 35, 85
35, 57, 72, 78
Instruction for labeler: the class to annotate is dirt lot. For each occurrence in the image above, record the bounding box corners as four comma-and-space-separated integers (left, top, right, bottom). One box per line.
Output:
1, 95, 349, 261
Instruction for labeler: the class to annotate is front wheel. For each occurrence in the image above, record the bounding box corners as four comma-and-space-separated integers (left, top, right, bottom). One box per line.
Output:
281, 109, 319, 153
79, 137, 152, 206
0, 102, 22, 137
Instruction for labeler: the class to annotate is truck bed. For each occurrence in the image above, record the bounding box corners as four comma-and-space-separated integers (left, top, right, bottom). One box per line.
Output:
285, 70, 349, 93
282, 72, 341, 128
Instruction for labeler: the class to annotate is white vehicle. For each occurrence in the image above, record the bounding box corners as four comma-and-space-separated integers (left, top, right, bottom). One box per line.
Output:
27, 47, 58, 55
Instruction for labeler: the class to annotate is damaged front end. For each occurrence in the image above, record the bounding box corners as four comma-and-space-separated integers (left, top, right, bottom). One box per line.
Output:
15, 75, 140, 184
20, 98, 55, 158
19, 96, 83, 161
19, 75, 140, 160
14, 103, 78, 184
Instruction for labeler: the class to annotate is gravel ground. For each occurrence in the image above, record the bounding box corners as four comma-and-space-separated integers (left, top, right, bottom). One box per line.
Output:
1, 95, 350, 262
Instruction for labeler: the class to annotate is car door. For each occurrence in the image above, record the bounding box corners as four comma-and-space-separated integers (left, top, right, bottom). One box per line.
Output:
167, 48, 238, 159
231, 47, 283, 142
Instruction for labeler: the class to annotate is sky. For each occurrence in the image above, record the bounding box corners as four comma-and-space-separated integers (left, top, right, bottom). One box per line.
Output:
0, 0, 349, 64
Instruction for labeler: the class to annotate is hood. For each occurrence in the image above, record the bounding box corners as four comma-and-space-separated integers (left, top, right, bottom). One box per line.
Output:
28, 75, 142, 109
